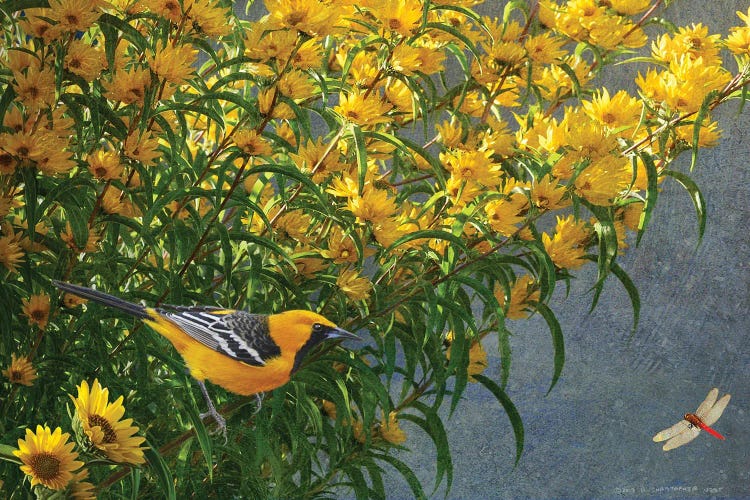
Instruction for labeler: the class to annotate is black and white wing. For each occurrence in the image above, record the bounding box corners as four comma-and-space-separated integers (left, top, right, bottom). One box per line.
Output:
157, 307, 281, 365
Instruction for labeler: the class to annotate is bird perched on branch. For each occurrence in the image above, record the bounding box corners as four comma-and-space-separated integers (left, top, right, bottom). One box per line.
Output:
52, 280, 359, 436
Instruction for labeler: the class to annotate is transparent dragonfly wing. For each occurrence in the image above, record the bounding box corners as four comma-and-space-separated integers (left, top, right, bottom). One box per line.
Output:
653, 419, 690, 443
694, 388, 719, 419
661, 425, 701, 451
700, 393, 731, 426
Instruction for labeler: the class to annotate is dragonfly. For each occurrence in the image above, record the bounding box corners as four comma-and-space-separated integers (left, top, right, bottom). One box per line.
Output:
653, 388, 731, 451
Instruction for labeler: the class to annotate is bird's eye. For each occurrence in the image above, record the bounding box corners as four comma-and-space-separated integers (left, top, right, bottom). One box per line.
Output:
313, 323, 323, 332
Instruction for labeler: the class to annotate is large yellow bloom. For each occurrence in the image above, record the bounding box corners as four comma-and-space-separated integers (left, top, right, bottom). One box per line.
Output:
14, 425, 83, 490
71, 379, 147, 464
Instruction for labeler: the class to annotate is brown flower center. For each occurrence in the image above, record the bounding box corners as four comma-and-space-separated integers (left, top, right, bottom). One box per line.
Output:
284, 12, 304, 26
89, 414, 117, 443
11, 370, 22, 381
29, 452, 61, 481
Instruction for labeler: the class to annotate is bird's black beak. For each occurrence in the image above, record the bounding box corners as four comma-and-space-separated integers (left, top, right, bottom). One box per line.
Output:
326, 327, 360, 342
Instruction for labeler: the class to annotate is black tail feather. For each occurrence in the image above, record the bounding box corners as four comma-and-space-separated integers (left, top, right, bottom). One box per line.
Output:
52, 280, 149, 319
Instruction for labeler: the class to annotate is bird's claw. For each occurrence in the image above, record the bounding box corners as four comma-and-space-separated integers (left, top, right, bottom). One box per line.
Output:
200, 408, 228, 443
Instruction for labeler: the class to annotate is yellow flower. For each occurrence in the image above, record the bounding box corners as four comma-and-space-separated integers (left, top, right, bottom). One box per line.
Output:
71, 379, 147, 464
607, 0, 650, 15
87, 149, 123, 180
321, 227, 359, 264
3, 354, 38, 386
12, 67, 56, 111
347, 187, 397, 224
61, 222, 101, 253
436, 120, 464, 149
264, 0, 339, 36
101, 188, 141, 218
675, 120, 722, 148
582, 88, 642, 131
574, 156, 631, 206
290, 136, 345, 183
277, 69, 317, 100
22, 293, 51, 330
185, 0, 232, 37
375, 0, 423, 38
379, 411, 407, 445
524, 32, 567, 64
337, 268, 372, 301
0, 235, 24, 273
48, 0, 101, 36
142, 0, 182, 23
495, 275, 540, 321
14, 425, 83, 490
485, 192, 528, 237
232, 129, 273, 156
148, 43, 197, 83
446, 176, 483, 208
441, 148, 503, 187
653, 24, 722, 66
542, 215, 590, 270
65, 40, 106, 81
334, 91, 393, 127
726, 26, 750, 57
275, 211, 312, 242
68, 469, 96, 500
530, 175, 569, 211
102, 66, 152, 105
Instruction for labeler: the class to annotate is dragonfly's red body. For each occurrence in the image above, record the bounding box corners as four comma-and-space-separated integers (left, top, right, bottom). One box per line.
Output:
684, 412, 725, 440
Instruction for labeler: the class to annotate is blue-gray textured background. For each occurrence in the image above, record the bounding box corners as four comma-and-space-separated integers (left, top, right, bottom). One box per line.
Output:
242, 0, 750, 498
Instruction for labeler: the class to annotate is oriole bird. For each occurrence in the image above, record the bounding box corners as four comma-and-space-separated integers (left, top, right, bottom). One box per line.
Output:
52, 281, 358, 435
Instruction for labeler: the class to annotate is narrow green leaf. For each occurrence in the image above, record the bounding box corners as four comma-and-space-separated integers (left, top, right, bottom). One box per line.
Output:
373, 453, 427, 500
386, 229, 468, 254
144, 443, 176, 500
533, 303, 565, 394
610, 261, 641, 335
412, 401, 453, 494
663, 169, 706, 244
351, 124, 368, 195
690, 90, 719, 171
472, 374, 524, 465
185, 403, 214, 480
636, 151, 659, 246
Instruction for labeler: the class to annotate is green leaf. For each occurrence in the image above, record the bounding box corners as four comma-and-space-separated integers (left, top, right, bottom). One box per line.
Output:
663, 169, 706, 244
185, 403, 214, 480
636, 151, 659, 246
144, 443, 176, 500
373, 453, 426, 500
411, 401, 453, 494
690, 90, 719, 171
386, 229, 468, 254
473, 374, 524, 465
533, 302, 565, 394
610, 261, 641, 335
350, 124, 368, 195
